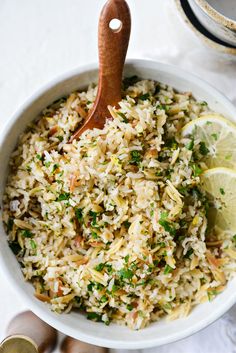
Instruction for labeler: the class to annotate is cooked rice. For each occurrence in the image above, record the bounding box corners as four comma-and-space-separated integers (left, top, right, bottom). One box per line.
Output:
3, 77, 236, 329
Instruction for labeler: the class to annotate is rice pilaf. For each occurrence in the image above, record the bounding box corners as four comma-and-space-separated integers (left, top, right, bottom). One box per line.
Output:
3, 78, 236, 329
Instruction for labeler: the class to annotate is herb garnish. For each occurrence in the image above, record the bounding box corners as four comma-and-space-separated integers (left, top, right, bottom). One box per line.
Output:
139, 93, 150, 101
30, 239, 37, 250
126, 304, 133, 311
192, 164, 203, 177
117, 112, 128, 123
89, 211, 98, 227
21, 229, 34, 238
219, 188, 225, 195
130, 150, 142, 166
118, 268, 133, 280
158, 212, 176, 236
211, 133, 218, 141
87, 312, 102, 322
164, 264, 174, 275
57, 193, 70, 201
75, 208, 83, 223
199, 141, 209, 155
95, 263, 105, 272
123, 221, 131, 229
186, 139, 194, 150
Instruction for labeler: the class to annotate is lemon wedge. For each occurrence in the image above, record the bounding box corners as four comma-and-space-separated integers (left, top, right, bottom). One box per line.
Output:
182, 114, 236, 169
200, 167, 236, 233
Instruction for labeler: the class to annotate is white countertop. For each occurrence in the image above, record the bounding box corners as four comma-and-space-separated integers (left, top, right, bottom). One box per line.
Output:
1, 1, 236, 352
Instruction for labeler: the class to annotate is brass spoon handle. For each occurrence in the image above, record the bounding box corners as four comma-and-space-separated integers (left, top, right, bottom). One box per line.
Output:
70, 0, 131, 140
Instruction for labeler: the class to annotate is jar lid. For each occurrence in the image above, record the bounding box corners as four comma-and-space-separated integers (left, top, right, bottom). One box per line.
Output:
0, 335, 38, 353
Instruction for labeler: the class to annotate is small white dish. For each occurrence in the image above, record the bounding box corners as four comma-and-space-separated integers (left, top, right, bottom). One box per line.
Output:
175, 0, 236, 57
188, 0, 236, 46
1, 59, 236, 349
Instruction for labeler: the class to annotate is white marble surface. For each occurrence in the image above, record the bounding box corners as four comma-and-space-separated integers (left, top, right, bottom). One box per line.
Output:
0, 0, 236, 352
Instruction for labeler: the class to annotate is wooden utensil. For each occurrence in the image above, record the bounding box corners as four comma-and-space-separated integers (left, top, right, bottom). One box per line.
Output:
70, 0, 131, 142
0, 311, 57, 353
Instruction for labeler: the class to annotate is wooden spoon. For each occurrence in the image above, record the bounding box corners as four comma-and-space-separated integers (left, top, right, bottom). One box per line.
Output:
70, 0, 131, 142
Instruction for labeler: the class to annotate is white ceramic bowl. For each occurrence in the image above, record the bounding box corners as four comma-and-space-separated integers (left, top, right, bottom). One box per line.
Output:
188, 0, 236, 46
1, 59, 236, 349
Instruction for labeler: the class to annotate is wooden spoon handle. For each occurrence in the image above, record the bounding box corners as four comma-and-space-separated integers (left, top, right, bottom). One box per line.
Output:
97, 0, 131, 106
70, 0, 131, 140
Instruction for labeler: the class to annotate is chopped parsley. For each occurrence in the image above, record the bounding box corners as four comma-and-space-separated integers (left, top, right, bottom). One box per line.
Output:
130, 150, 142, 166
211, 133, 218, 141
156, 103, 170, 112
192, 164, 203, 177
91, 231, 98, 239
124, 255, 130, 263
87, 282, 94, 291
150, 202, 155, 217
36, 154, 43, 161
87, 282, 104, 292
100, 295, 108, 303
105, 264, 113, 274
75, 208, 83, 223
21, 229, 34, 238
118, 268, 133, 280
186, 139, 194, 150
163, 303, 172, 310
95, 263, 105, 272
52, 163, 59, 173
139, 93, 150, 101
123, 221, 131, 229
30, 239, 37, 250
111, 284, 119, 293
89, 211, 98, 226
184, 248, 194, 259
178, 186, 188, 196
158, 217, 176, 236
57, 135, 63, 142
117, 112, 128, 123
164, 264, 174, 275
219, 188, 225, 195
126, 304, 133, 311
87, 312, 102, 322
44, 161, 51, 168
157, 242, 166, 248
199, 141, 209, 155
56, 193, 70, 201
233, 234, 236, 244
207, 289, 219, 301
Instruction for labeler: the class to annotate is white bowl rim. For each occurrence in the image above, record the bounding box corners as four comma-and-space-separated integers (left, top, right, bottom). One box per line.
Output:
1, 58, 236, 349
193, 0, 236, 30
